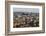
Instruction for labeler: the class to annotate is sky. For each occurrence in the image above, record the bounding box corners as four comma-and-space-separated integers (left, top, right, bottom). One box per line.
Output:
13, 8, 39, 13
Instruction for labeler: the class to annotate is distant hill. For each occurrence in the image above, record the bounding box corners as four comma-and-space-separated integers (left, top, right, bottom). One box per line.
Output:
13, 12, 39, 16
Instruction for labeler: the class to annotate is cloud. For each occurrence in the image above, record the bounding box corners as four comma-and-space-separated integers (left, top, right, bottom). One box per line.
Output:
13, 8, 39, 13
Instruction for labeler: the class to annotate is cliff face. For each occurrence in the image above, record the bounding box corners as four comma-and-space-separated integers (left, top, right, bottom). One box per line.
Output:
13, 12, 39, 28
